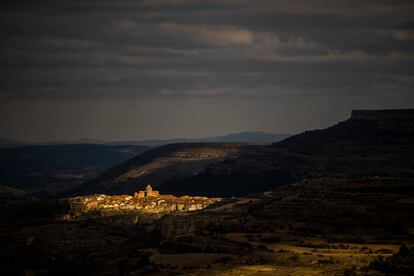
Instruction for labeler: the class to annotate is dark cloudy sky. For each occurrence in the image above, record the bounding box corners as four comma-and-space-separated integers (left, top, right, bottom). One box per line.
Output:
1, 0, 413, 141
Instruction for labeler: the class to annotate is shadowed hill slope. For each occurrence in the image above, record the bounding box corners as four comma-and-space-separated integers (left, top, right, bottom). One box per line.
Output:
157, 109, 414, 196
274, 109, 414, 155
73, 143, 251, 196
0, 144, 149, 194
74, 109, 414, 197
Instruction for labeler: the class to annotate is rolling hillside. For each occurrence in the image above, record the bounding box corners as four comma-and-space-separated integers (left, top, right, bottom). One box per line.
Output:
73, 143, 252, 196
75, 109, 414, 197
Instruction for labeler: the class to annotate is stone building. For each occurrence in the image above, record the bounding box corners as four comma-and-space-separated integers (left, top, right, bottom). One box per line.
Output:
134, 185, 159, 198
145, 185, 160, 197
135, 191, 145, 198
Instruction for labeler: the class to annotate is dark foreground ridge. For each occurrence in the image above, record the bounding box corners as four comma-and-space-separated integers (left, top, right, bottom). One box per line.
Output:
1, 177, 413, 275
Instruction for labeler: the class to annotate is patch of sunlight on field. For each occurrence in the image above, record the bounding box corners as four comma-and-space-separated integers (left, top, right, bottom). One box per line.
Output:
152, 252, 232, 266
216, 265, 330, 276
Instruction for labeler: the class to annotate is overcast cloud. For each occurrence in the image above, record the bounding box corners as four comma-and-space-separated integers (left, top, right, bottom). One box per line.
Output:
1, 0, 413, 141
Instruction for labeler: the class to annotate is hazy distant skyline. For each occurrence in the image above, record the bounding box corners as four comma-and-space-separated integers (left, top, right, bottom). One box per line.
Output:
1, 1, 413, 141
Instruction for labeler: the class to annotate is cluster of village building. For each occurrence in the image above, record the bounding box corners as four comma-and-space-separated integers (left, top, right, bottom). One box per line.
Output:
67, 185, 221, 215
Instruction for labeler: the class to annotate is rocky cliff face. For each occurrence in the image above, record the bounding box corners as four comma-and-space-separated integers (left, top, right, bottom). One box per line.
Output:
155, 204, 248, 238
62, 196, 248, 239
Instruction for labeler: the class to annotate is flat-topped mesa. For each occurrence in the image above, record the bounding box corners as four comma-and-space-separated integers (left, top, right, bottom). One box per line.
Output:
351, 109, 414, 121
351, 109, 414, 128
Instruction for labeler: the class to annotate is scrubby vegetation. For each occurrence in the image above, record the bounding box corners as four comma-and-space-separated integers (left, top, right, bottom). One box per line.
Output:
364, 245, 414, 275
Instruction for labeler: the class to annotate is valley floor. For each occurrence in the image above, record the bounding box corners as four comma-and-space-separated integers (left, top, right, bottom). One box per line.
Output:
1, 177, 414, 275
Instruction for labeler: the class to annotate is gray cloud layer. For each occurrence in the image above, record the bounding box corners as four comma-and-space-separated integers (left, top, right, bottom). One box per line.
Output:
0, 0, 413, 140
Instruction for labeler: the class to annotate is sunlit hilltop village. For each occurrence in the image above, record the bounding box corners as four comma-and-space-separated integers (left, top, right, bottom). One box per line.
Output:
66, 185, 221, 216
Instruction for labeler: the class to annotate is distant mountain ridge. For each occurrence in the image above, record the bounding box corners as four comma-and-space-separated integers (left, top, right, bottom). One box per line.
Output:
0, 131, 290, 148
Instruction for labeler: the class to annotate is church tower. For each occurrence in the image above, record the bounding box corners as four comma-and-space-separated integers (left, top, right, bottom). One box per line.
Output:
144, 185, 159, 197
